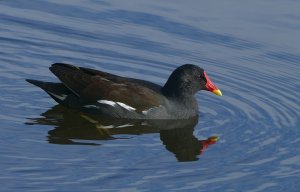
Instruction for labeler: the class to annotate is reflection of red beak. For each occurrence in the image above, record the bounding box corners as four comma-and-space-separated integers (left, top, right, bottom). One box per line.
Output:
200, 136, 219, 154
204, 71, 222, 96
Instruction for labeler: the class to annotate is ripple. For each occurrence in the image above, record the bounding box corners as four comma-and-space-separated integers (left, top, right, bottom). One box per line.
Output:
200, 59, 299, 129
0, 0, 300, 191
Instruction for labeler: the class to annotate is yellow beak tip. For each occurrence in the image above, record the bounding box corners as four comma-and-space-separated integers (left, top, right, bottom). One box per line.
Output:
209, 136, 219, 142
213, 89, 222, 96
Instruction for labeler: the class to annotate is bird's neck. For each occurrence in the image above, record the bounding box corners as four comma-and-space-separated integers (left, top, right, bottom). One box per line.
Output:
162, 81, 192, 98
162, 86, 197, 108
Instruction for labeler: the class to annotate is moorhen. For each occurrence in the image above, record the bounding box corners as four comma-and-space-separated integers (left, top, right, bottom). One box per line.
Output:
26, 63, 222, 119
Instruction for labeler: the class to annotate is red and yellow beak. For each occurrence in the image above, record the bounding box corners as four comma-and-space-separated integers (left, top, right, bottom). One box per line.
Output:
204, 71, 222, 96
208, 136, 219, 143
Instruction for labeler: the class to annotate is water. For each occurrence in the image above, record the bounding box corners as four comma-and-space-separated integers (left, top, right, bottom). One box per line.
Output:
0, 0, 299, 191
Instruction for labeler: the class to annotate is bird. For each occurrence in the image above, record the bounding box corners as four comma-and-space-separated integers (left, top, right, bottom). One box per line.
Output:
26, 63, 222, 119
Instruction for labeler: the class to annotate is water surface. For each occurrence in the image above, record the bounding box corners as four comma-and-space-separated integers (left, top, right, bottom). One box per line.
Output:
0, 1, 299, 191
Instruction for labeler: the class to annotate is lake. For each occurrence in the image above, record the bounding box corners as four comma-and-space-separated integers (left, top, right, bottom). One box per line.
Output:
0, 1, 299, 191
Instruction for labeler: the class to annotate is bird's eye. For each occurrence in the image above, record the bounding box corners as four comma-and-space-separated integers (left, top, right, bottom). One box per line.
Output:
194, 74, 201, 80
194, 74, 206, 82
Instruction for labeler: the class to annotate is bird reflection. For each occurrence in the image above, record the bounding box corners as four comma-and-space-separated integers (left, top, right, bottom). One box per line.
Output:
26, 105, 218, 162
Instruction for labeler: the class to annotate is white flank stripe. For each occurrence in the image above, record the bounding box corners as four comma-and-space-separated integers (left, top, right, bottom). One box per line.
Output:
97, 100, 136, 111
116, 102, 136, 111
97, 100, 116, 106
142, 110, 148, 115
142, 105, 162, 115
48, 91, 67, 101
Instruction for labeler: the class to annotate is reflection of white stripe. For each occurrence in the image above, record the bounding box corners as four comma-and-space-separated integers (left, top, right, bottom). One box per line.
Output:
116, 124, 134, 128
83, 105, 99, 109
98, 124, 134, 129
101, 125, 114, 128
97, 100, 136, 111
48, 91, 67, 101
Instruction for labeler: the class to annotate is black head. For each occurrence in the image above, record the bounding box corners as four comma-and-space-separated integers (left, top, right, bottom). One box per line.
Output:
162, 64, 222, 98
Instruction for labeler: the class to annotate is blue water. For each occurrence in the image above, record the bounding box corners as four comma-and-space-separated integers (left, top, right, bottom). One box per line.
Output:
0, 1, 299, 191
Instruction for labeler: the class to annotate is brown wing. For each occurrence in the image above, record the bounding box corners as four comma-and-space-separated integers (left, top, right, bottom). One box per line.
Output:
49, 63, 161, 111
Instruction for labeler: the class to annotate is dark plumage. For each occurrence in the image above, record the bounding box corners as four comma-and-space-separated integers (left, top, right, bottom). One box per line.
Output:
26, 63, 222, 119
